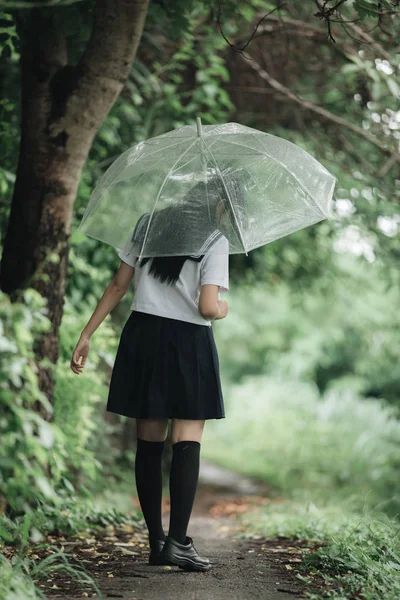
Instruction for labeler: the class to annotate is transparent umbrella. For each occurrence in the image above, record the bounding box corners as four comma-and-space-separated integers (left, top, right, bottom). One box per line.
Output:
78, 118, 337, 260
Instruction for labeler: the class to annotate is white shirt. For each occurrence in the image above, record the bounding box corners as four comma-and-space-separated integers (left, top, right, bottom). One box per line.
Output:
117, 236, 229, 326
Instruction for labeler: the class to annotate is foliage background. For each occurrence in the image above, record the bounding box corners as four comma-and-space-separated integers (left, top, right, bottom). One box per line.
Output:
0, 2, 399, 597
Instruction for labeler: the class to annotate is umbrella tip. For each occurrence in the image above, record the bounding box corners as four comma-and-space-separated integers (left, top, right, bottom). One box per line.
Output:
196, 116, 203, 137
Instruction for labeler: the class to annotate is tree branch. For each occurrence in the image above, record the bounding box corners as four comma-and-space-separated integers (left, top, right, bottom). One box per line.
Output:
240, 52, 400, 165
355, 3, 398, 15
376, 152, 399, 178
336, 132, 374, 172
44, 0, 150, 147
253, 14, 358, 63
314, 0, 349, 41
256, 14, 392, 61
312, 0, 399, 42
80, 0, 149, 82
216, 0, 286, 56
344, 20, 393, 60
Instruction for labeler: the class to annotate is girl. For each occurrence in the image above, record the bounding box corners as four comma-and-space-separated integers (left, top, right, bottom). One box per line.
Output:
70, 191, 230, 572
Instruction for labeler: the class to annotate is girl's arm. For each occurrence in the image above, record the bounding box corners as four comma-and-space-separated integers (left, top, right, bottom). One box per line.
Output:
198, 284, 228, 321
70, 261, 134, 374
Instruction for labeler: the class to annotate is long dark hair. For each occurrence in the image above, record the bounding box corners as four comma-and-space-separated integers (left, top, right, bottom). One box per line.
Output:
134, 175, 245, 285
139, 255, 193, 286
136, 180, 224, 286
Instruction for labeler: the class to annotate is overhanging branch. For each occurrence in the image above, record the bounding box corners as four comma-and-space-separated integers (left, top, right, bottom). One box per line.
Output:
255, 14, 392, 62
79, 0, 149, 83
241, 52, 400, 166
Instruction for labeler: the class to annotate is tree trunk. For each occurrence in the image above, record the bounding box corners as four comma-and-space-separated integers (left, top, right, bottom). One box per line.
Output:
0, 0, 150, 410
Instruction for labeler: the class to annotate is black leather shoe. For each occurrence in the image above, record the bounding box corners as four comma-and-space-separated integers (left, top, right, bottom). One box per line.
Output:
148, 539, 166, 565
159, 535, 211, 571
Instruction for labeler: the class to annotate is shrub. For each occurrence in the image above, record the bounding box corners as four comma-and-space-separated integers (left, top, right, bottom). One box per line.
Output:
203, 376, 400, 513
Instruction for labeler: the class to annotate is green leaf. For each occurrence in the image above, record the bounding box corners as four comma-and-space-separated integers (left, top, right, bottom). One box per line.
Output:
0, 525, 13, 542
20, 513, 32, 550
371, 81, 383, 100
354, 1, 377, 20
241, 5, 255, 22
328, 544, 340, 558
387, 78, 400, 98
36, 476, 56, 499
203, 83, 218, 97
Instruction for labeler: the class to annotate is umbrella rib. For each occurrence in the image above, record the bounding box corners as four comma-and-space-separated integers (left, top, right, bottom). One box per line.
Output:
120, 136, 221, 182
120, 139, 198, 180
219, 135, 332, 218
96, 138, 220, 234
214, 155, 307, 220
138, 139, 199, 260
81, 141, 181, 226
167, 138, 220, 177
200, 140, 248, 255
228, 212, 326, 255
115, 155, 169, 235
221, 135, 319, 212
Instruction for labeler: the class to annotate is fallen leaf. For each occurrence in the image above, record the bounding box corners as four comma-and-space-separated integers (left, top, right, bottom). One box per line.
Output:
80, 549, 98, 556
118, 548, 138, 556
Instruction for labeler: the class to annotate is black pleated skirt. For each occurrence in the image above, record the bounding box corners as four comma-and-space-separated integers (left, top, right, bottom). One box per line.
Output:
106, 310, 225, 420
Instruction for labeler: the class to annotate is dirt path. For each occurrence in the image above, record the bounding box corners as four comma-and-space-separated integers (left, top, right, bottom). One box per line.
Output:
42, 461, 313, 599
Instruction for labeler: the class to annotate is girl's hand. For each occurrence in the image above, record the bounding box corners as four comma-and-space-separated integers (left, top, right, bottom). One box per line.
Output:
70, 335, 90, 374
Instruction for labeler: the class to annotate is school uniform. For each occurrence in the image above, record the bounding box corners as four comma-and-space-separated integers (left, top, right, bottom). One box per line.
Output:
106, 232, 229, 420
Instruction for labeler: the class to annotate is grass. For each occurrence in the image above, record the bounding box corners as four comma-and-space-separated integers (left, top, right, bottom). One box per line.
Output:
0, 493, 143, 600
202, 375, 400, 599
0, 507, 104, 600
202, 376, 400, 513
0, 548, 104, 600
240, 499, 400, 600
2, 373, 400, 599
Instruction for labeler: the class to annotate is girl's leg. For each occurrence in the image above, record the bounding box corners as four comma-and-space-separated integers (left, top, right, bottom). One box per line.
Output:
136, 418, 169, 442
167, 419, 205, 544
135, 418, 169, 546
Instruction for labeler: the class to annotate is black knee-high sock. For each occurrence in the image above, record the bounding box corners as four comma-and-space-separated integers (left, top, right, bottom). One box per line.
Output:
168, 440, 201, 545
134, 439, 166, 547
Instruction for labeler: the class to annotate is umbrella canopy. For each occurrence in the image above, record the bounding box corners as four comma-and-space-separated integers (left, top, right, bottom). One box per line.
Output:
78, 118, 337, 259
